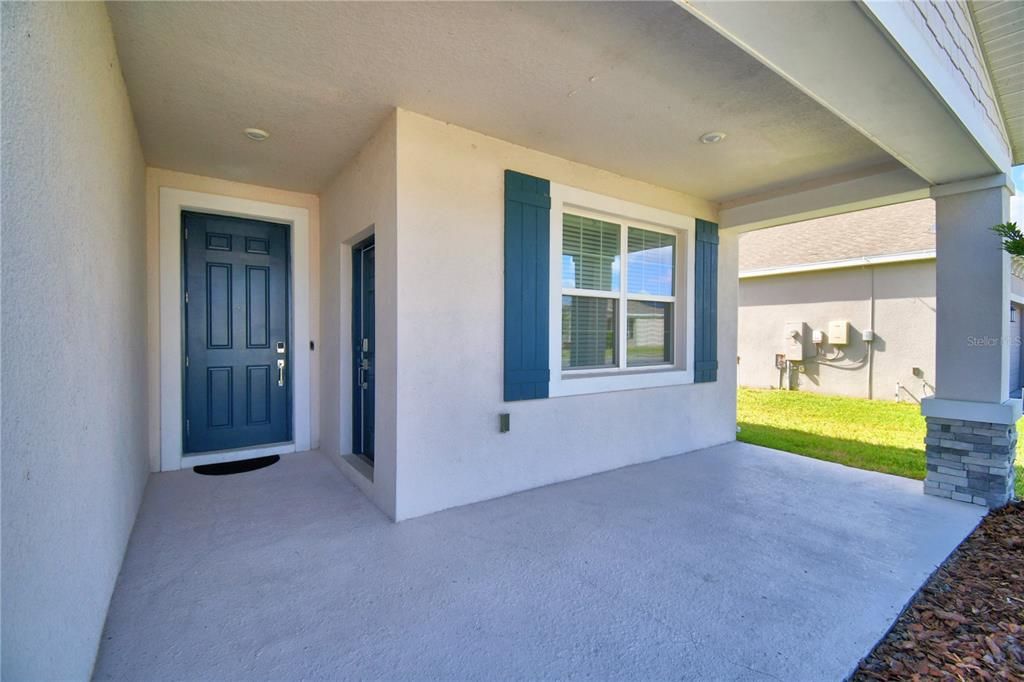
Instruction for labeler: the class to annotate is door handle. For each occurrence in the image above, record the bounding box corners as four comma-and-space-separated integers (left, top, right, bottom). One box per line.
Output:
277, 359, 285, 387
358, 356, 371, 389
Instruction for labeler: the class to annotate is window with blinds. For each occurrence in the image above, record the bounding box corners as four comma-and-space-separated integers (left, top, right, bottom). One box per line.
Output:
561, 213, 676, 371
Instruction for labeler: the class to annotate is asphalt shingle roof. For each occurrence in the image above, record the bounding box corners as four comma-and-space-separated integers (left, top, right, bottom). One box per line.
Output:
738, 199, 936, 273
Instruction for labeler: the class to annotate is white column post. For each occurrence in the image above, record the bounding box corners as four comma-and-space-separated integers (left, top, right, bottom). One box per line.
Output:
922, 176, 1020, 507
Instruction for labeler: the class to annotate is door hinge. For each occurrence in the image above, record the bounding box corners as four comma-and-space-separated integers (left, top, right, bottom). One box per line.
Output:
185, 419, 190, 436
185, 355, 189, 368
184, 227, 189, 240
184, 290, 189, 304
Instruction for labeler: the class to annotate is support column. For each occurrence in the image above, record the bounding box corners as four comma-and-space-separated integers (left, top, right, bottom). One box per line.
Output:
922, 178, 1020, 507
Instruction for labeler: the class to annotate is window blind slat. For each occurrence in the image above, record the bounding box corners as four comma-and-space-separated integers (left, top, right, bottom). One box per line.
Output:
562, 214, 620, 292
561, 296, 617, 369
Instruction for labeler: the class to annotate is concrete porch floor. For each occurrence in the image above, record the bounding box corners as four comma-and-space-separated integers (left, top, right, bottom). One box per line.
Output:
93, 442, 983, 681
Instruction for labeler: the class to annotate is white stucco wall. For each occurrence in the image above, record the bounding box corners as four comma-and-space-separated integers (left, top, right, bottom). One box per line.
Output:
1, 4, 148, 679
738, 260, 937, 401
933, 185, 1011, 404
392, 110, 733, 521
319, 113, 399, 518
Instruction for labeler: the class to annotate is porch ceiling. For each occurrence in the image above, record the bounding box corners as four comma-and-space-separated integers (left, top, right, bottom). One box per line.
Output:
106, 1, 891, 202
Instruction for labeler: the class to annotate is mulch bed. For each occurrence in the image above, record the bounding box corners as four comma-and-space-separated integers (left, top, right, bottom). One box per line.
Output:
854, 502, 1024, 681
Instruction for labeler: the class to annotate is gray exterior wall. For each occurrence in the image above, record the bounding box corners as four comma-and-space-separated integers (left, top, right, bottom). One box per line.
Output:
738, 260, 937, 402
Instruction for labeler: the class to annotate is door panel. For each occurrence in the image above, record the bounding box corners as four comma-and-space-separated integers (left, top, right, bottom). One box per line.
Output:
206, 263, 232, 348
246, 266, 270, 348
184, 211, 291, 453
352, 237, 375, 460
247, 365, 271, 424
206, 367, 233, 428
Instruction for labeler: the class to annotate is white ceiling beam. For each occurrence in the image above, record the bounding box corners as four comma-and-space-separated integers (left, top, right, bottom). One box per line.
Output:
678, 0, 1007, 185
719, 164, 930, 232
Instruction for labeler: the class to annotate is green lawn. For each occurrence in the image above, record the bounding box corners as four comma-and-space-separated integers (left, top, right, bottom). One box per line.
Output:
737, 387, 1024, 499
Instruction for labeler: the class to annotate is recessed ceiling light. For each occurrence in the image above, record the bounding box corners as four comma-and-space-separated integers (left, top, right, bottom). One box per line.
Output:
699, 131, 726, 144
244, 127, 270, 141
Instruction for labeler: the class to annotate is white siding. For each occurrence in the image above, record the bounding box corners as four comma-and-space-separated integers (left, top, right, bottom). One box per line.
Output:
971, 1, 1024, 164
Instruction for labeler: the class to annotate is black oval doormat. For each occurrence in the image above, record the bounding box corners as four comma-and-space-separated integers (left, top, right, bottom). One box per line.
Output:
194, 455, 279, 476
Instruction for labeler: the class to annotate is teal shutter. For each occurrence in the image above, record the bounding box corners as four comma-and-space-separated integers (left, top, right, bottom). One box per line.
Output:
694, 219, 719, 383
504, 170, 551, 401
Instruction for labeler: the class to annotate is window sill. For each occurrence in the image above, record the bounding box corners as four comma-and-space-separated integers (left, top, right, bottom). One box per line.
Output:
550, 368, 693, 397
562, 364, 673, 379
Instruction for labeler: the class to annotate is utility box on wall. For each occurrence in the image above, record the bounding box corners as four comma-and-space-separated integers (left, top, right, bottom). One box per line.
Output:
828, 320, 849, 345
783, 321, 804, 361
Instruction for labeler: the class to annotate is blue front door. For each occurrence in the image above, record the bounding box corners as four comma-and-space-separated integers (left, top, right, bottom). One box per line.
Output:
183, 211, 291, 453
352, 236, 375, 461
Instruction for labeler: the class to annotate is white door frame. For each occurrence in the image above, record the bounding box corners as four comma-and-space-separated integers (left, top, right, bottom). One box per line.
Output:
159, 187, 311, 471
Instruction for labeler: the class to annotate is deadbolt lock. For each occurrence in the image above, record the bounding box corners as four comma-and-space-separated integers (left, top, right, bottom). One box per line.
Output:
276, 342, 286, 354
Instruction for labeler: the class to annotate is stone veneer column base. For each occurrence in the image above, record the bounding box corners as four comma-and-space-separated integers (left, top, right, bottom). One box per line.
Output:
924, 417, 1017, 507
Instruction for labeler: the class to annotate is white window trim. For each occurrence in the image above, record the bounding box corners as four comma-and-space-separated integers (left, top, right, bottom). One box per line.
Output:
548, 183, 695, 397
158, 187, 311, 471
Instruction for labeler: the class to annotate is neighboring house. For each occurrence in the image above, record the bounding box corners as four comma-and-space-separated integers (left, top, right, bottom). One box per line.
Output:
739, 198, 1024, 402
3, 2, 1023, 679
